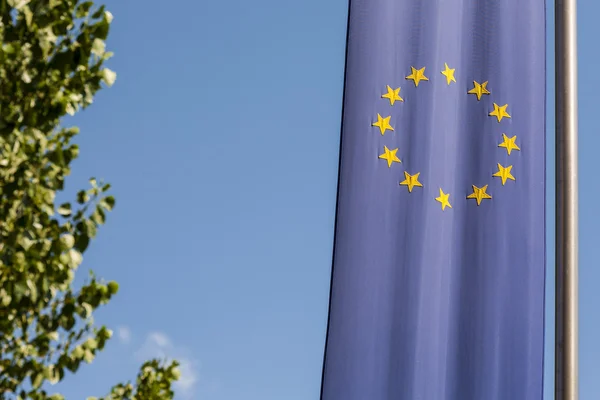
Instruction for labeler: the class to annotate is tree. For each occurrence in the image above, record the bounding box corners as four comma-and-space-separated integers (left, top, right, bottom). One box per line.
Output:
0, 1, 179, 399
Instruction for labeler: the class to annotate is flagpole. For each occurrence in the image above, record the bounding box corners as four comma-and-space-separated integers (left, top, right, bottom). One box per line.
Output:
555, 0, 578, 398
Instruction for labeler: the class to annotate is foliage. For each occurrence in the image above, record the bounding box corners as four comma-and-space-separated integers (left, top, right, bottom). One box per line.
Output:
0, 1, 179, 398
90, 360, 181, 400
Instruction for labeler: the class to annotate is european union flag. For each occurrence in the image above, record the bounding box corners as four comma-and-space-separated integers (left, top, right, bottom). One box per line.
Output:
320, 1, 545, 399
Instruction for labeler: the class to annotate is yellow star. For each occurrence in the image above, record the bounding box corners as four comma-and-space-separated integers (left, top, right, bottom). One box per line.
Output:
489, 103, 511, 122
493, 164, 515, 185
405, 66, 429, 87
372, 113, 394, 135
435, 188, 452, 210
467, 81, 491, 100
378, 146, 401, 167
381, 85, 403, 105
441, 63, 456, 85
498, 133, 521, 155
467, 184, 492, 206
399, 171, 423, 192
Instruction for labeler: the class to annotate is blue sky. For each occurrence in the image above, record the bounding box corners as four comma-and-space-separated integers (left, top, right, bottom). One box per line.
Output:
51, 0, 599, 399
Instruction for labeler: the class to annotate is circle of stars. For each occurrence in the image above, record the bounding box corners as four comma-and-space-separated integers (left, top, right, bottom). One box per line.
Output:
372, 63, 521, 211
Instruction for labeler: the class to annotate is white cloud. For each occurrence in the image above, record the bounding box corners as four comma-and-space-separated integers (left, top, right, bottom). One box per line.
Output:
135, 332, 198, 398
173, 358, 198, 394
147, 332, 170, 348
117, 326, 131, 344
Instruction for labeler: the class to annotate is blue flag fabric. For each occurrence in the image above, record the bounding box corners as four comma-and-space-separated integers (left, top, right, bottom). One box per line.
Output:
320, 1, 546, 399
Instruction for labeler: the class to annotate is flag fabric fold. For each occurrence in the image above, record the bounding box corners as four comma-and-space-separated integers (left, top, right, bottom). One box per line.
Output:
321, 1, 546, 399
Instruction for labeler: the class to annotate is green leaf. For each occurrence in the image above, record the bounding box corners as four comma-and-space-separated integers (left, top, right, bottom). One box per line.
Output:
92, 18, 110, 40
91, 38, 105, 56
83, 349, 95, 363
101, 68, 117, 87
45, 365, 60, 384
91, 207, 106, 225
60, 234, 75, 249
26, 279, 38, 302
98, 327, 113, 340
14, 281, 27, 301
81, 302, 93, 318
22, 5, 33, 27
107, 281, 119, 295
77, 190, 90, 204
20, 237, 34, 250
7, 0, 30, 11
75, 233, 91, 252
72, 346, 84, 359
84, 219, 98, 237
30, 372, 43, 389
57, 203, 72, 216
91, 5, 106, 19
84, 337, 98, 350
76, 1, 94, 18
1, 290, 12, 306
100, 196, 115, 211
3, 43, 16, 54
66, 103, 77, 116
68, 249, 83, 268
